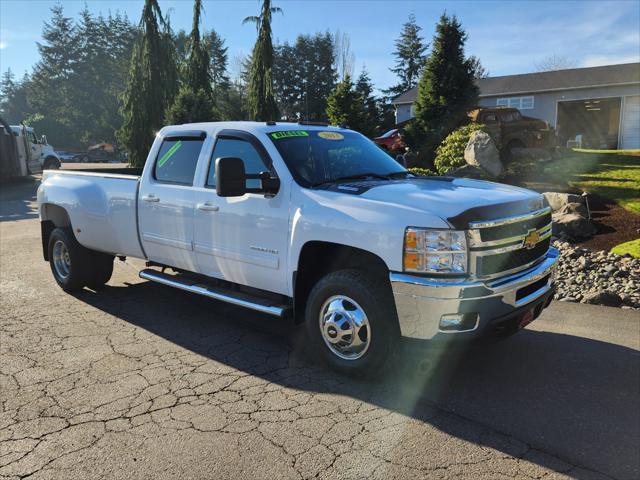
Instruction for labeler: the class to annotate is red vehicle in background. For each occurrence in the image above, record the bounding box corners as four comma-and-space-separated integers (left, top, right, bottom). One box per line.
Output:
374, 128, 406, 152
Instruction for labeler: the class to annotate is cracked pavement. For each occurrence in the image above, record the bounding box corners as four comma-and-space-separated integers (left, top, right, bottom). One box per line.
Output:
1, 176, 639, 479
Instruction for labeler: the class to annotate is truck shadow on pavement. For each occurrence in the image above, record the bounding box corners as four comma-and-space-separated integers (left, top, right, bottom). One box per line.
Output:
74, 281, 639, 480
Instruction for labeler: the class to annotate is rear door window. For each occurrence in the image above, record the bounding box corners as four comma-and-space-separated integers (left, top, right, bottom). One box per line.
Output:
154, 138, 204, 185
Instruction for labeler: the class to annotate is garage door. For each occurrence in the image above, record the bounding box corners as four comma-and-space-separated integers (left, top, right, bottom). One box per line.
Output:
621, 95, 640, 149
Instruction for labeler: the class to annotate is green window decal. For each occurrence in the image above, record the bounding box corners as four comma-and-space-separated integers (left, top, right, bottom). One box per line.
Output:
157, 140, 183, 168
270, 131, 309, 140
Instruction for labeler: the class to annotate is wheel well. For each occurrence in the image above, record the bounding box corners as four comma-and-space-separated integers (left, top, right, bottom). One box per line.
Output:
293, 241, 390, 323
40, 204, 71, 260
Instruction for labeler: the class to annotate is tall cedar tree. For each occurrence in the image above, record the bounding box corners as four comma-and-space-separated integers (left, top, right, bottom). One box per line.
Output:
27, 4, 77, 145
326, 74, 366, 131
118, 0, 178, 166
274, 32, 336, 121
404, 14, 479, 163
386, 14, 428, 97
354, 68, 380, 137
166, 0, 217, 124
244, 0, 281, 121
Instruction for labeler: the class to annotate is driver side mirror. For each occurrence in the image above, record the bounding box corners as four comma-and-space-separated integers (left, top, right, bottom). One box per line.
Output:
215, 157, 281, 198
215, 157, 246, 197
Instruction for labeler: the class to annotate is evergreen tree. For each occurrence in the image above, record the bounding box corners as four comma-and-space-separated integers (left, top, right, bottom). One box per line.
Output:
244, 0, 281, 121
326, 74, 366, 131
27, 4, 78, 145
354, 67, 380, 137
386, 14, 428, 97
273, 32, 336, 121
118, 0, 178, 166
404, 13, 479, 163
1, 69, 31, 123
166, 0, 216, 124
205, 30, 230, 92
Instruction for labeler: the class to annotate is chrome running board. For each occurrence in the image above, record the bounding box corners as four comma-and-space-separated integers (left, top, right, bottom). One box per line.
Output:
139, 269, 288, 317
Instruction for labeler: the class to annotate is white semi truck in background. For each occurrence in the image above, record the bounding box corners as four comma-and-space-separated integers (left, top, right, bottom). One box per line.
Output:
0, 120, 61, 178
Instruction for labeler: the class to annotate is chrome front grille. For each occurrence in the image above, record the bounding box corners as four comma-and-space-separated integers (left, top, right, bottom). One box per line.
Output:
467, 207, 552, 279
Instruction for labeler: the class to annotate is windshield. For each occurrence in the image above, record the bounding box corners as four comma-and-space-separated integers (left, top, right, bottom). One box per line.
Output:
269, 130, 407, 187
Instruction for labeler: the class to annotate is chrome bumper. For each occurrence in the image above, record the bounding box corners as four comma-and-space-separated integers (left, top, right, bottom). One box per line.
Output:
390, 247, 559, 340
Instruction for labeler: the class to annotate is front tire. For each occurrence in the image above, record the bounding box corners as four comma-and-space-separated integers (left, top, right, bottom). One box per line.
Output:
304, 269, 400, 376
48, 227, 114, 292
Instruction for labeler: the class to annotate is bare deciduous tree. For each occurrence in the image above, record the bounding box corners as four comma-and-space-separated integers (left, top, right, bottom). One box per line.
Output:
334, 30, 355, 81
534, 54, 577, 72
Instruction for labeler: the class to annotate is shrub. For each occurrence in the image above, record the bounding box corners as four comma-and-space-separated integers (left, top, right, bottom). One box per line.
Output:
409, 167, 437, 177
433, 123, 485, 174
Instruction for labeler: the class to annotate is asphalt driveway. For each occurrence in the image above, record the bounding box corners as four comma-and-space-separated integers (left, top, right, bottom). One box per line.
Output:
1, 176, 639, 479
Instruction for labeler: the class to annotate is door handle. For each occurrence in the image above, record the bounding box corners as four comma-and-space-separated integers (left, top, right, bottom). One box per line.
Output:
142, 194, 160, 202
197, 202, 219, 212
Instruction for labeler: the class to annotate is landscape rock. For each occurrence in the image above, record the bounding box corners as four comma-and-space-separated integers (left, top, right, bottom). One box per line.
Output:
557, 202, 589, 218
543, 192, 585, 212
581, 291, 623, 307
464, 131, 503, 178
552, 240, 639, 309
552, 211, 596, 239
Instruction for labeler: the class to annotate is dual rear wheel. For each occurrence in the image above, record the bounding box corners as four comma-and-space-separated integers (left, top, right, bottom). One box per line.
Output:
48, 227, 114, 292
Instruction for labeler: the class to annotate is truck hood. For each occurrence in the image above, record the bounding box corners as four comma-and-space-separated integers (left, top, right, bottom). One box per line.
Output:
335, 177, 545, 229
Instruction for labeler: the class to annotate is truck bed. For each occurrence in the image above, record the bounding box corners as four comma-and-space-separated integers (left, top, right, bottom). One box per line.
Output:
39, 168, 145, 259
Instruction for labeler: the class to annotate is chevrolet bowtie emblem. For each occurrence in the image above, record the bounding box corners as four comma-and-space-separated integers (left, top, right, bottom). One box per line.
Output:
523, 229, 540, 249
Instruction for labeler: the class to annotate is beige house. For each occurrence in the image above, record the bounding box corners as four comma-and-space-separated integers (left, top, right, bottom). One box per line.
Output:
393, 62, 640, 149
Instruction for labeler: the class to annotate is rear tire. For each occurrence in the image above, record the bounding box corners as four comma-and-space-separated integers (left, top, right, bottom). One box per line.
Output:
304, 269, 400, 376
48, 227, 114, 292
43, 157, 61, 170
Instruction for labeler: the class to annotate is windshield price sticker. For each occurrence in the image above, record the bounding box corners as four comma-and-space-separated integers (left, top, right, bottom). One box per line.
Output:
318, 131, 344, 140
270, 131, 310, 140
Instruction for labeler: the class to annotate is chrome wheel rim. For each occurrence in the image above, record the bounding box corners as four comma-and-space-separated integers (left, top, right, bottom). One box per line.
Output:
52, 240, 71, 280
318, 295, 371, 360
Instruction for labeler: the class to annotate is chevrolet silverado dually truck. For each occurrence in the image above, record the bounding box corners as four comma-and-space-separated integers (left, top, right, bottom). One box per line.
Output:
38, 122, 558, 374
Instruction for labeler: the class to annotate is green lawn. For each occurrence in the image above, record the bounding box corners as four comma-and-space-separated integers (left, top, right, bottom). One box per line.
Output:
611, 238, 640, 258
544, 153, 640, 213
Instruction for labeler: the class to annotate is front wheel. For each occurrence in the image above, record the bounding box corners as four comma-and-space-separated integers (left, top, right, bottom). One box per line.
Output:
304, 269, 400, 376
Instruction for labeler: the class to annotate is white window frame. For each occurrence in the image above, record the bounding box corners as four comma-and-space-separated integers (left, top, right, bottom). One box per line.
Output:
496, 96, 535, 110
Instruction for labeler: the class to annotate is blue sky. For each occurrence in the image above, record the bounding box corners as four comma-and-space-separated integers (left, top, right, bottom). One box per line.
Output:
1, 0, 639, 91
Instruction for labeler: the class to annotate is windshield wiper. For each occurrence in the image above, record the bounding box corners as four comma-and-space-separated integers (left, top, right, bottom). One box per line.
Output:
311, 172, 390, 188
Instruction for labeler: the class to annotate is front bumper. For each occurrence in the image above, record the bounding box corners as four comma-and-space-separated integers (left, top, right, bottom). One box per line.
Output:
390, 247, 559, 341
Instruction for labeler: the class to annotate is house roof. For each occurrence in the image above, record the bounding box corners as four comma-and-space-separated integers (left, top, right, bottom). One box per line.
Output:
392, 62, 640, 104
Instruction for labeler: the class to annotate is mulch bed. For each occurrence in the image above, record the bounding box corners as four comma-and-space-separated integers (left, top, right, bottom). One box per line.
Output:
506, 176, 640, 253
575, 195, 640, 251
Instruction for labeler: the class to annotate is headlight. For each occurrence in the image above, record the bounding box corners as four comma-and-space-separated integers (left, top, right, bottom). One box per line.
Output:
403, 228, 467, 274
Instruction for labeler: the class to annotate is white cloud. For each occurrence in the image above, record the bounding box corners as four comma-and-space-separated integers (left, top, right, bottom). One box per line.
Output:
582, 54, 640, 68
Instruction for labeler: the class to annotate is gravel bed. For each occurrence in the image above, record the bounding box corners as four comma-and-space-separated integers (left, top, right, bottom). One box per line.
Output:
552, 240, 640, 309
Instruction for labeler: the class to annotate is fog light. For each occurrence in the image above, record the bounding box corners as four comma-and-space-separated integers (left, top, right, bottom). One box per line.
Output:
439, 313, 478, 332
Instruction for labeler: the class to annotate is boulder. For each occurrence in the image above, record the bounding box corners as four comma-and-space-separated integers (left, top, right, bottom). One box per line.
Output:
552, 211, 596, 239
542, 192, 585, 212
464, 131, 503, 178
448, 164, 491, 180
581, 290, 623, 307
557, 202, 589, 218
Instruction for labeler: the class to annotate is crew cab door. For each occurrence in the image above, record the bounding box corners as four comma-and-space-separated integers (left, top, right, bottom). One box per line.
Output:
192, 130, 289, 295
138, 131, 206, 272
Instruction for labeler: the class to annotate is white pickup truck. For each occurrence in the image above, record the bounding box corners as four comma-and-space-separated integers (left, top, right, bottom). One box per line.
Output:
38, 122, 558, 374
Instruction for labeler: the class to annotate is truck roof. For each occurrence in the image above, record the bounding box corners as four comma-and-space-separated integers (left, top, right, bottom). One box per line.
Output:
159, 121, 348, 136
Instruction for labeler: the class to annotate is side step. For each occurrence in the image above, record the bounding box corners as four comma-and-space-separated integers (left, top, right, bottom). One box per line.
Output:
139, 269, 289, 317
